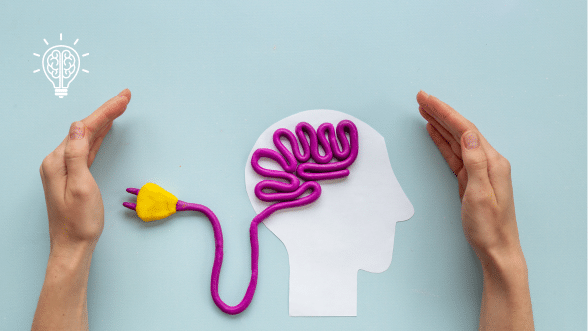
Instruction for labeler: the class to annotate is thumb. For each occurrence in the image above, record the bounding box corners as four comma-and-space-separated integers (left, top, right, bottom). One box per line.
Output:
64, 121, 92, 181
461, 130, 490, 189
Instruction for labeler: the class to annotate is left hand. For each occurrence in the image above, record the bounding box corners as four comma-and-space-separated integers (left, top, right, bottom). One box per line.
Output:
39, 89, 131, 256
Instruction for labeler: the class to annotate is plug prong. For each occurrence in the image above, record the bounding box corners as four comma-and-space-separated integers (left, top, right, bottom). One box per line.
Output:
123, 202, 137, 211
126, 187, 140, 195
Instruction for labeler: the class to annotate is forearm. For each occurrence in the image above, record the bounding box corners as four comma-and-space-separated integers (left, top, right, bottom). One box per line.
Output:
32, 244, 94, 331
478, 247, 534, 330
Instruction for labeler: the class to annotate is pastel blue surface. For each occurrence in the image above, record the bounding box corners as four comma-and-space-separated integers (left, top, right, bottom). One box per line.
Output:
0, 1, 585, 330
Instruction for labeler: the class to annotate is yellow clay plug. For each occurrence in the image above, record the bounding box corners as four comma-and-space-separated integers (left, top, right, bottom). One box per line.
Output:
125, 183, 179, 222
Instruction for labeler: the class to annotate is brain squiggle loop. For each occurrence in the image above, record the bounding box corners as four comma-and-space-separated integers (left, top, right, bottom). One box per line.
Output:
251, 120, 359, 204
61, 50, 76, 79
46, 50, 60, 79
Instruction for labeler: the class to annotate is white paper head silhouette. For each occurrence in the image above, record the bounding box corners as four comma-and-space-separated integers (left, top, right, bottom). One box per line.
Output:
245, 109, 414, 316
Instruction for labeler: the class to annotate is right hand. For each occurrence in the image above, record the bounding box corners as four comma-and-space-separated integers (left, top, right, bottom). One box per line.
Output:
416, 90, 524, 268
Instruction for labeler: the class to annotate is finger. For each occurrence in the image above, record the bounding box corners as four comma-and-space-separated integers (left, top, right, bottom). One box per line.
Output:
426, 123, 463, 176
52, 135, 68, 160
457, 171, 467, 200
39, 159, 50, 197
417, 90, 501, 160
87, 122, 113, 167
64, 122, 93, 190
39, 142, 68, 196
420, 106, 462, 158
487, 154, 514, 206
460, 130, 493, 195
417, 91, 474, 141
81, 89, 130, 145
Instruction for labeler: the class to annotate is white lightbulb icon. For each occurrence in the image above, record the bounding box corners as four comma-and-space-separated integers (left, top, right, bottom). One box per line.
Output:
33, 33, 89, 98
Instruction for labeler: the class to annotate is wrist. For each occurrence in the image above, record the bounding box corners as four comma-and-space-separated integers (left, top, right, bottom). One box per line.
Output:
477, 245, 534, 330
33, 240, 93, 331
47, 241, 94, 275
478, 245, 528, 289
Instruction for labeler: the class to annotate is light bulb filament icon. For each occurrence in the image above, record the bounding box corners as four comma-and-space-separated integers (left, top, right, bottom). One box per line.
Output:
42, 45, 80, 98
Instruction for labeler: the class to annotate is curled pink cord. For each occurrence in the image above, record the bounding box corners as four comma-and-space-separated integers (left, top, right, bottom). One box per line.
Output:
124, 120, 358, 314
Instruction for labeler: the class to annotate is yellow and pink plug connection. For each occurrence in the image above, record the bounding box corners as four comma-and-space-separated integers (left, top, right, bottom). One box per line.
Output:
123, 183, 183, 222
122, 181, 321, 315
122, 182, 260, 315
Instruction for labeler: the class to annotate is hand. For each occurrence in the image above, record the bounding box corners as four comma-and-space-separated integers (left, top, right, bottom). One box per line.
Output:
416, 90, 520, 264
33, 89, 130, 331
40, 89, 131, 255
416, 90, 533, 330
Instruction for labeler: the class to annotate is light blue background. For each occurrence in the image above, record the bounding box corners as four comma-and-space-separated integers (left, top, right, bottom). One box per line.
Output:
0, 1, 585, 330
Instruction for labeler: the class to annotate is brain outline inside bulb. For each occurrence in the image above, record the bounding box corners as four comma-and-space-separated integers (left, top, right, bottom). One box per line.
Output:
34, 34, 89, 98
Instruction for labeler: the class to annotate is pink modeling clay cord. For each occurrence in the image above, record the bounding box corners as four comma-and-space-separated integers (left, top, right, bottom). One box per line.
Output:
123, 120, 358, 315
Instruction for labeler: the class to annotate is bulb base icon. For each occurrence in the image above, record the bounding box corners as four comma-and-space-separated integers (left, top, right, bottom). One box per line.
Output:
55, 88, 68, 98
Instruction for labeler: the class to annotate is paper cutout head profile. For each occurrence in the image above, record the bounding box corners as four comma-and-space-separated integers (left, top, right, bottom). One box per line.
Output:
245, 109, 414, 316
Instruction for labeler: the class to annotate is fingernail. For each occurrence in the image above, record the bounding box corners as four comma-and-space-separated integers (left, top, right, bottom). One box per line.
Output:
463, 131, 479, 149
69, 122, 85, 140
118, 89, 127, 96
